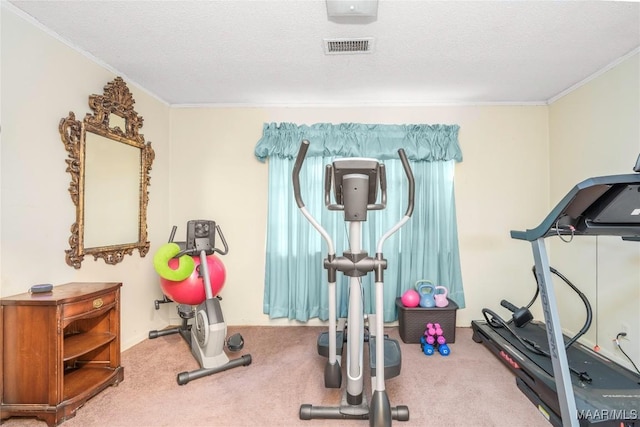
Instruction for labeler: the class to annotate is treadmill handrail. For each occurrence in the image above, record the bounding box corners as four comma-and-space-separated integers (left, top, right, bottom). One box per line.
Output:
510, 173, 640, 242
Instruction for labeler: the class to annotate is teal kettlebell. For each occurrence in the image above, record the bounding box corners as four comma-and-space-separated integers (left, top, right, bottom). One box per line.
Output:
415, 280, 436, 308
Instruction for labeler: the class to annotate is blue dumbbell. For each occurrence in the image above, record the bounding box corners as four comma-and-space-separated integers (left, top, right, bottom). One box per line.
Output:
436, 335, 450, 356
420, 336, 435, 356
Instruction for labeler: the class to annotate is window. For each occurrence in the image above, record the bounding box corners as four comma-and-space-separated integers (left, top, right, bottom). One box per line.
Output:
255, 123, 465, 322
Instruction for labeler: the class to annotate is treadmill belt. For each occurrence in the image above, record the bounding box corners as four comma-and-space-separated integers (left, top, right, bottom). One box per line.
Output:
473, 319, 640, 426
491, 321, 640, 390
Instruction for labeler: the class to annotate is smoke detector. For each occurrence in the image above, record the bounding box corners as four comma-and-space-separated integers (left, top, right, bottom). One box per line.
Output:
323, 37, 375, 55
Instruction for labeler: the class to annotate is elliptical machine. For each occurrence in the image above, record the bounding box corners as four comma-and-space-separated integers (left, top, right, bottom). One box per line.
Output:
149, 220, 252, 385
293, 140, 414, 426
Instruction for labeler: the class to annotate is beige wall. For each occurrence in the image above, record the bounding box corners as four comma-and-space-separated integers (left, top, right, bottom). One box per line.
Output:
1, 7, 173, 349
548, 52, 640, 368
2, 4, 638, 370
169, 106, 549, 330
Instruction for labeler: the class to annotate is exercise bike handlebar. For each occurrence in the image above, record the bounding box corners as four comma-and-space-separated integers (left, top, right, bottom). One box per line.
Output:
174, 223, 229, 258
212, 224, 229, 256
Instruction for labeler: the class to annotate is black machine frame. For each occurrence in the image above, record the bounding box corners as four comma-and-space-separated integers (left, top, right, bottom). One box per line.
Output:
472, 165, 640, 427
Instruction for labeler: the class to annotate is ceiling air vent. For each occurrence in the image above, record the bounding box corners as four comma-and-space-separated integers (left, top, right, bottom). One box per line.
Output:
324, 37, 374, 55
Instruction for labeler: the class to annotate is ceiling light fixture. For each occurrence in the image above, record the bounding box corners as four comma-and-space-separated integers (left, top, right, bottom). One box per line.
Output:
326, 0, 378, 18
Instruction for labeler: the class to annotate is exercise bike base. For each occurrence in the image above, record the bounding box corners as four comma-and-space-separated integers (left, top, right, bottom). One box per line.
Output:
149, 325, 186, 339
299, 404, 409, 422
177, 354, 252, 385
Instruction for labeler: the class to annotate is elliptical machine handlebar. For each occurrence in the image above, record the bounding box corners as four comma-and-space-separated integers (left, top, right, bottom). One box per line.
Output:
293, 139, 415, 254
293, 140, 415, 218
292, 140, 336, 255
397, 148, 415, 219
376, 148, 415, 254
292, 139, 310, 209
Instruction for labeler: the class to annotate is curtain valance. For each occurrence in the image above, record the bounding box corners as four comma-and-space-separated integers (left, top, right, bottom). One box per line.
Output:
254, 122, 462, 162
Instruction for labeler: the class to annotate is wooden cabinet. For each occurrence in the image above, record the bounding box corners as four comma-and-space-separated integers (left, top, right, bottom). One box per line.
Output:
1, 282, 124, 426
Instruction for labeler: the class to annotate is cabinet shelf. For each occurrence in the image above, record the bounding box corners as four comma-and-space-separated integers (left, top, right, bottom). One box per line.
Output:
64, 332, 116, 361
63, 366, 120, 402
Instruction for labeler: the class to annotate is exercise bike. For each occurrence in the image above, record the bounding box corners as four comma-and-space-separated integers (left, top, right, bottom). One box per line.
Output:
149, 220, 252, 385
293, 140, 414, 426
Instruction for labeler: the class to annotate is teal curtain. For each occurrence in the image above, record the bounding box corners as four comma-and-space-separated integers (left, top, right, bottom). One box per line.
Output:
255, 123, 464, 322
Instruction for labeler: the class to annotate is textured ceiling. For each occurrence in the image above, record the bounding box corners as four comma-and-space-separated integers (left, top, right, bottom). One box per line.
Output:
6, 0, 640, 106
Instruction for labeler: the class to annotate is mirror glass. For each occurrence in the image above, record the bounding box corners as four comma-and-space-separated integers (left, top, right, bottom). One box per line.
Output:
83, 131, 140, 247
59, 77, 155, 268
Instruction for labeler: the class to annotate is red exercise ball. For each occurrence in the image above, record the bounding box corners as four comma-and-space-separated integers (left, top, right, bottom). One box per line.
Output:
159, 255, 226, 305
401, 289, 420, 308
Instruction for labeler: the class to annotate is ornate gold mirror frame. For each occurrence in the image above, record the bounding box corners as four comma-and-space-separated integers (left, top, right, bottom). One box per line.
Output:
59, 77, 155, 268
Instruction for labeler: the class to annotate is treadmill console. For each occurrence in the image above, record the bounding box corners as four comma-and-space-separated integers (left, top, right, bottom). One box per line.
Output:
590, 184, 640, 224
511, 175, 640, 241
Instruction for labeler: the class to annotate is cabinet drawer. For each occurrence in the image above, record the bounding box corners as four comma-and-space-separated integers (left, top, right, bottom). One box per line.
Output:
63, 291, 117, 320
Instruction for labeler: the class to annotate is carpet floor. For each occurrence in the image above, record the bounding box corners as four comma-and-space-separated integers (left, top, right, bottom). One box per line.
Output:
2, 326, 551, 427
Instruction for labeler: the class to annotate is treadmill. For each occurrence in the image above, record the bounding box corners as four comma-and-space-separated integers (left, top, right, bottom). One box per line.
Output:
471, 156, 640, 427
